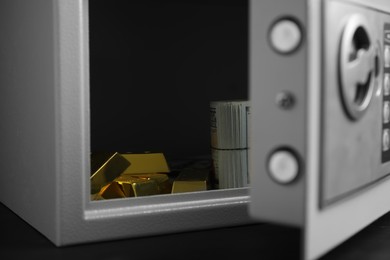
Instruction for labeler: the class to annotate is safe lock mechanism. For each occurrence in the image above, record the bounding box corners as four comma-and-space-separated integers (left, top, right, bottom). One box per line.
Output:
339, 14, 375, 120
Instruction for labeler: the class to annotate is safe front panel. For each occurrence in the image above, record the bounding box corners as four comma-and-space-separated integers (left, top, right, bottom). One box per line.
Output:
321, 0, 390, 207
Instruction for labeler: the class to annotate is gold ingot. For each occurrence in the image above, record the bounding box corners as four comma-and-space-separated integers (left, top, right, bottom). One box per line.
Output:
115, 173, 170, 197
121, 180, 159, 197
98, 182, 126, 199
171, 168, 210, 194
90, 152, 130, 194
120, 152, 170, 174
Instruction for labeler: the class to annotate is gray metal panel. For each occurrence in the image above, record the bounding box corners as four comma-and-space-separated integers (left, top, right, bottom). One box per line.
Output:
304, 1, 390, 259
0, 0, 254, 246
249, 0, 307, 226
56, 0, 254, 246
0, 0, 59, 243
321, 0, 390, 206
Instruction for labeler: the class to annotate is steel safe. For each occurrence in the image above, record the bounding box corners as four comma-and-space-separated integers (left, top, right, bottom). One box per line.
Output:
1, 1, 390, 260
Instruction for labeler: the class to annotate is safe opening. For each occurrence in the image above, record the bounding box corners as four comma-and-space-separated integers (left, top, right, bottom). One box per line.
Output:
89, 0, 249, 200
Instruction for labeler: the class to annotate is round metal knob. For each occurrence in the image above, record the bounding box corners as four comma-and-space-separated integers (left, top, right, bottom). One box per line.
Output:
268, 149, 300, 184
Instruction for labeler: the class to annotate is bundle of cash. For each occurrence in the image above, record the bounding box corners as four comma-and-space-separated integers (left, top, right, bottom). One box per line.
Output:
210, 100, 250, 189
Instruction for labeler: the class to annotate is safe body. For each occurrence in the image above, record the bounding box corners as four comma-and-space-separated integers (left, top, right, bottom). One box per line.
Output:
0, 0, 253, 246
1, 1, 390, 260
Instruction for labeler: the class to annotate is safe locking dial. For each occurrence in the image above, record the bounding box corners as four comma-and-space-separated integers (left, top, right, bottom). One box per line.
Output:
339, 14, 375, 120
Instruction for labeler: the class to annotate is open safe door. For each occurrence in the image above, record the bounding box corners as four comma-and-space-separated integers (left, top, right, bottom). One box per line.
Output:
249, 0, 390, 259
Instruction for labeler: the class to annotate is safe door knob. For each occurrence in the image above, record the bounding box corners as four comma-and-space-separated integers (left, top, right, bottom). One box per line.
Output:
339, 14, 375, 121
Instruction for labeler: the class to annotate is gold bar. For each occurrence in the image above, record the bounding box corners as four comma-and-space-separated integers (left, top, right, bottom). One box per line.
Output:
98, 182, 126, 199
120, 152, 170, 174
123, 180, 159, 197
115, 173, 171, 197
90, 152, 130, 194
171, 168, 210, 194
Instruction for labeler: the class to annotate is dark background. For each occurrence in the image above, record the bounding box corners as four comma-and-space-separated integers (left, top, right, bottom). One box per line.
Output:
89, 0, 248, 161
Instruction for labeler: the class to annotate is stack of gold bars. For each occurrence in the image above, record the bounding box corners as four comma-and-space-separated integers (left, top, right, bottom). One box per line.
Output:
90, 152, 212, 200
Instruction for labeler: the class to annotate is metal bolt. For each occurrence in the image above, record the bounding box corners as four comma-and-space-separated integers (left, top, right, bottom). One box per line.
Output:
276, 91, 295, 109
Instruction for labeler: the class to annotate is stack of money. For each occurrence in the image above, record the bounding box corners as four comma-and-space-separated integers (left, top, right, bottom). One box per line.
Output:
210, 100, 250, 189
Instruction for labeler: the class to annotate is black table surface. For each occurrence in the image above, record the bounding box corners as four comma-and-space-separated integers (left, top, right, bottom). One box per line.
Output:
1, 202, 390, 260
